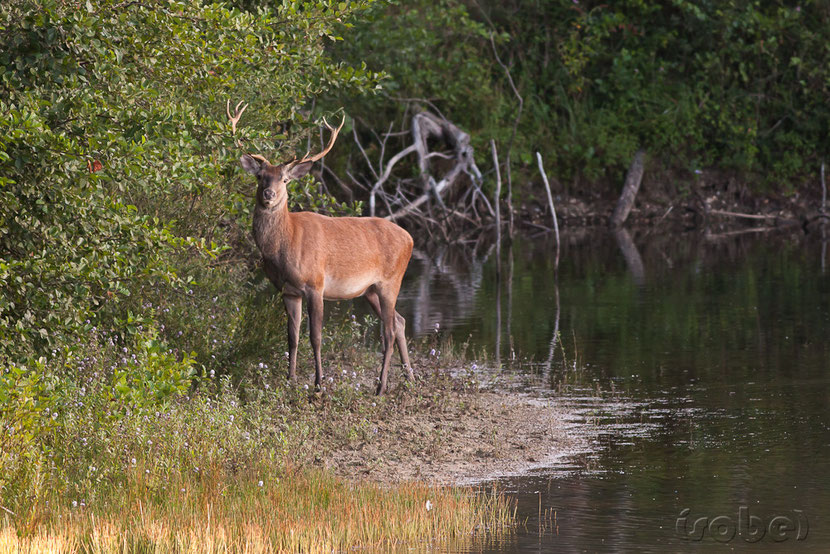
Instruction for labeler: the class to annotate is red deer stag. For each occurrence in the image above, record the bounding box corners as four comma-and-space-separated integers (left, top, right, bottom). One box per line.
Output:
232, 104, 414, 394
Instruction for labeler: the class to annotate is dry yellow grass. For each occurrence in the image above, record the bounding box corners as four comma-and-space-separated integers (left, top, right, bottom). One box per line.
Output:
1, 467, 513, 553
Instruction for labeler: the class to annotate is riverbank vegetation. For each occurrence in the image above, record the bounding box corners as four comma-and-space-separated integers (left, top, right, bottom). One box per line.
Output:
1, 340, 515, 551
2, 0, 828, 548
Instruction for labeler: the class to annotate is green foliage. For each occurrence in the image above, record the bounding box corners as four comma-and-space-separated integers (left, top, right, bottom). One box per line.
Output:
331, 0, 499, 148
288, 174, 365, 215
332, 0, 829, 192
488, 0, 830, 186
0, 360, 59, 472
109, 329, 196, 413
0, 0, 381, 363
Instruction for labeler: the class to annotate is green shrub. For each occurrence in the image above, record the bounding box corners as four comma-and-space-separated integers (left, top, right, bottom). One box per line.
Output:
0, 0, 382, 366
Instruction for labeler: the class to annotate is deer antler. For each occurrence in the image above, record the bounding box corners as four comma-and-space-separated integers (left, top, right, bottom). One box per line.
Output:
290, 115, 346, 167
227, 98, 272, 165
227, 99, 250, 151
227, 99, 248, 136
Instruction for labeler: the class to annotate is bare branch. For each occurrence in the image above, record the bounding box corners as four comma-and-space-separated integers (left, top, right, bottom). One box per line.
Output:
352, 124, 380, 180
370, 144, 418, 216
536, 151, 561, 271
490, 33, 523, 237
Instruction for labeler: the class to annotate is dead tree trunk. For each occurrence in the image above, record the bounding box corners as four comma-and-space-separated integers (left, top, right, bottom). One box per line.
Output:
491, 139, 502, 277
386, 112, 484, 222
610, 149, 646, 229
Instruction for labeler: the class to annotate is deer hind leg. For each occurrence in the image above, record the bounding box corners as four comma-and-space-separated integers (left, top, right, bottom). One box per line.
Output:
283, 294, 302, 381
307, 290, 324, 389
367, 288, 397, 395
365, 291, 413, 381
394, 311, 414, 380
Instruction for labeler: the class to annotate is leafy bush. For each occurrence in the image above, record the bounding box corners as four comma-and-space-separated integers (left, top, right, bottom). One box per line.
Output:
0, 0, 381, 365
332, 0, 830, 193
495, 0, 829, 187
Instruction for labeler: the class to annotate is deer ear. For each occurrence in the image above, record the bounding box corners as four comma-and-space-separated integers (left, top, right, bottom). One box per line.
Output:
240, 154, 262, 175
286, 161, 313, 180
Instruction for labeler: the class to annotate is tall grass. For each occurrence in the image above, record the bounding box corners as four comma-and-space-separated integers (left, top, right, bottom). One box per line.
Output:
1, 466, 512, 552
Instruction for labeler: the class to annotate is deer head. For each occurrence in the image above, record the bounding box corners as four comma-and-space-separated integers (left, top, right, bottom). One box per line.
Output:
237, 111, 345, 211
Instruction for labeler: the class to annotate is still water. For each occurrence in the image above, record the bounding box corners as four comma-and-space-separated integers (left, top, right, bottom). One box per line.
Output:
397, 228, 830, 551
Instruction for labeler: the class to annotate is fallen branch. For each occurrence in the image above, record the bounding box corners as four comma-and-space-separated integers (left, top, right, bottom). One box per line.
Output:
386, 161, 465, 221
707, 209, 785, 221
705, 227, 780, 239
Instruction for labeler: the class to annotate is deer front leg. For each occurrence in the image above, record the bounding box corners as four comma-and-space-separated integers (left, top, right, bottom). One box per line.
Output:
307, 290, 325, 389
283, 294, 302, 382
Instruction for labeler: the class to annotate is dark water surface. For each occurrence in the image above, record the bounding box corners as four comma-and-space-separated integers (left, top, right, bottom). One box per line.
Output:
397, 229, 830, 552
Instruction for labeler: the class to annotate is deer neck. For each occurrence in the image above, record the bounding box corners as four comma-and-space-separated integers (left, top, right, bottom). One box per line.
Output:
252, 200, 293, 258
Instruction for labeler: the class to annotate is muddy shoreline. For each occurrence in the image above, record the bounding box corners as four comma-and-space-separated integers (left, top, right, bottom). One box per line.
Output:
519, 176, 827, 234
308, 367, 594, 486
